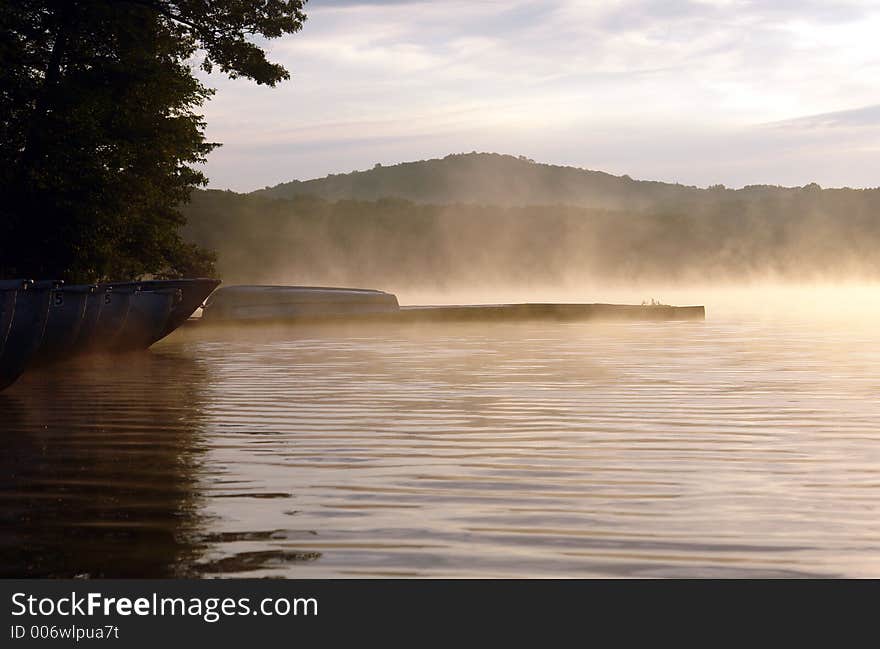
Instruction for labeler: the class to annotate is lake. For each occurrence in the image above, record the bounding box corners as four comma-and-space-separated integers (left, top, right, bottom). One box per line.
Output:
3, 286, 880, 577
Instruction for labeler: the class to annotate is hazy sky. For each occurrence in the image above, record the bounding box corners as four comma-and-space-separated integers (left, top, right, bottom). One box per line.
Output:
199, 0, 880, 192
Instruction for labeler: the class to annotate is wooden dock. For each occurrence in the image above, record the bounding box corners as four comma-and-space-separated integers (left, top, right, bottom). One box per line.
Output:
195, 302, 705, 326
393, 303, 705, 323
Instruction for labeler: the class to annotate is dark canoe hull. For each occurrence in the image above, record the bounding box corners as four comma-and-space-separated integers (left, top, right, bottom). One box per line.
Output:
71, 289, 105, 351
152, 279, 220, 341
0, 285, 21, 356
31, 285, 93, 366
109, 279, 220, 344
70, 278, 219, 354
0, 284, 53, 390
111, 289, 175, 352
0, 277, 220, 391
85, 287, 135, 353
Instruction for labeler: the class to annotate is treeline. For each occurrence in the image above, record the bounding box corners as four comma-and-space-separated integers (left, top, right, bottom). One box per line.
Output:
182, 185, 880, 287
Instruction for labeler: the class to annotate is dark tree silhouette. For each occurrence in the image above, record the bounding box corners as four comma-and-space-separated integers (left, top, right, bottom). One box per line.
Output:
0, 0, 307, 282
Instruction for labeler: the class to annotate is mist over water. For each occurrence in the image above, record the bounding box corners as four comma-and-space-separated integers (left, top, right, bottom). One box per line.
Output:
394, 281, 880, 325
183, 154, 880, 291
3, 283, 880, 577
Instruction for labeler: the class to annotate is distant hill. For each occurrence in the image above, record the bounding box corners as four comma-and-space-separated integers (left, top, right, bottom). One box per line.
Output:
252, 152, 706, 209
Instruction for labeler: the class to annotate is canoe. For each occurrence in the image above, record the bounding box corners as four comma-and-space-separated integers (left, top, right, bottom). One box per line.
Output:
0, 280, 55, 390
31, 284, 94, 365
72, 278, 219, 353
0, 276, 221, 390
140, 278, 221, 342
70, 288, 106, 351
82, 283, 181, 352
111, 289, 175, 352
201, 285, 399, 322
0, 280, 28, 357
85, 285, 137, 352
0, 292, 14, 355
109, 278, 220, 344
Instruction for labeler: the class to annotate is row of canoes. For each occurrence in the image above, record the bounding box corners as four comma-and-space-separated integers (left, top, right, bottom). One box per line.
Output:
0, 278, 220, 391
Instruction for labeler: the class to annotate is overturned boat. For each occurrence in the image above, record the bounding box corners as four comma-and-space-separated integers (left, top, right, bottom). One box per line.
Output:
202, 285, 400, 322
201, 285, 705, 324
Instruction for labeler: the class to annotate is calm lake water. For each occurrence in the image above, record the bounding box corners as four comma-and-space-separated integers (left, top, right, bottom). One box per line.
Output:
3, 293, 880, 578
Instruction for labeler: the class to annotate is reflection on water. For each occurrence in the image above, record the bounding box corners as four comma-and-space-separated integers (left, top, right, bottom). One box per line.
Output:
4, 311, 880, 577
0, 354, 210, 577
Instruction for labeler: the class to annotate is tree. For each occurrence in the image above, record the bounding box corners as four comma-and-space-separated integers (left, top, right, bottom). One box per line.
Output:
0, 0, 307, 282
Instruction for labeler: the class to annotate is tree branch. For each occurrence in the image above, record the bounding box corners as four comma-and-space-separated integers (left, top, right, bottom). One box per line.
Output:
116, 0, 201, 33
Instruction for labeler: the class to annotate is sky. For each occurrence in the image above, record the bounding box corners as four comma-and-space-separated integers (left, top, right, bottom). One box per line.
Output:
199, 0, 880, 192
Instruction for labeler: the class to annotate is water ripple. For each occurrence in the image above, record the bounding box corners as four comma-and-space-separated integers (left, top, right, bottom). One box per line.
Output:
3, 319, 880, 577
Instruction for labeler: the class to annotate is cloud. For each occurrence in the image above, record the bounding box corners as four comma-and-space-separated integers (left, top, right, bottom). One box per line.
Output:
311, 0, 430, 5
198, 0, 880, 191
769, 104, 880, 130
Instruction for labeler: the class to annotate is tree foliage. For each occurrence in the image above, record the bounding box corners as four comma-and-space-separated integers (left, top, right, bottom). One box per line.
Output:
0, 0, 306, 282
